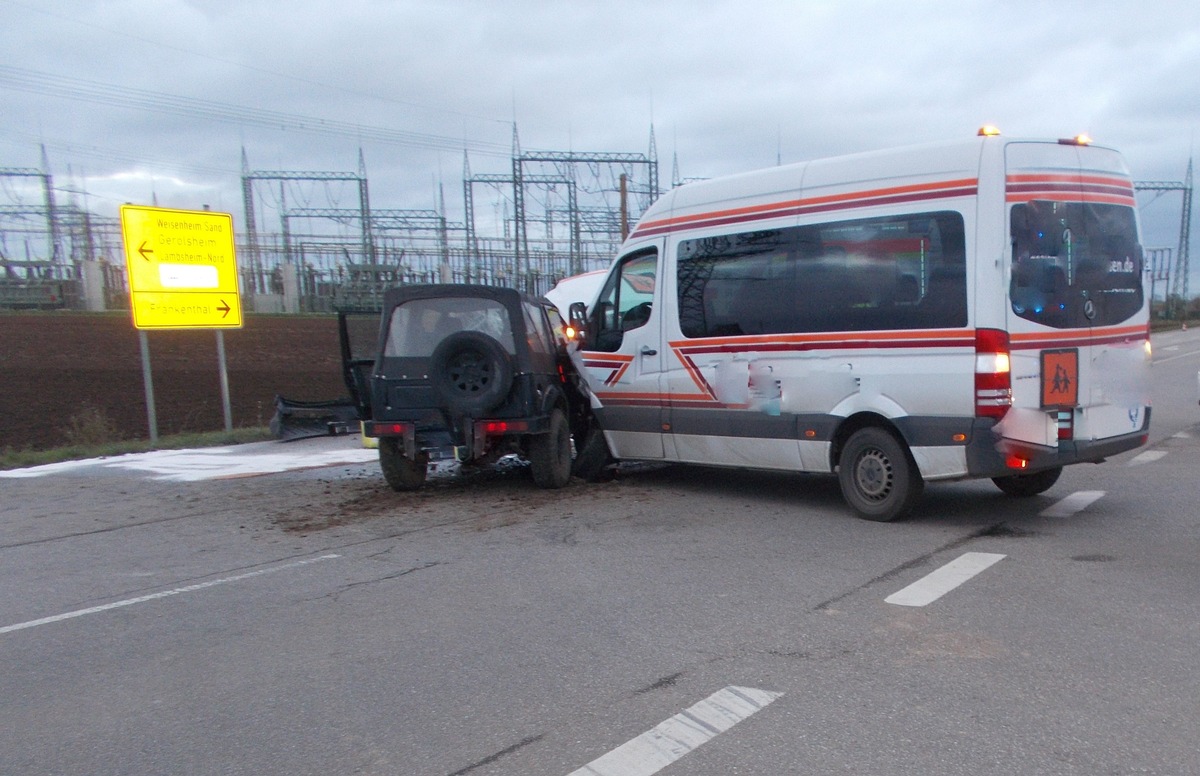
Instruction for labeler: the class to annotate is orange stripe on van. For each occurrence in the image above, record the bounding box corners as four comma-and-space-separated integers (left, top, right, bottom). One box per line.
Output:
1010, 324, 1147, 350
668, 328, 976, 353
581, 324, 1146, 410
1005, 172, 1136, 206
630, 178, 978, 239
1006, 173, 1134, 188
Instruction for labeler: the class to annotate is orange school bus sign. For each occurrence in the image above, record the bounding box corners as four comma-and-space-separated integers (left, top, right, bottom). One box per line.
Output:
120, 204, 243, 329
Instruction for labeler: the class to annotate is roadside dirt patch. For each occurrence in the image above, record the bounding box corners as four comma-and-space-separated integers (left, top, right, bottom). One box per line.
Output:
269, 465, 607, 534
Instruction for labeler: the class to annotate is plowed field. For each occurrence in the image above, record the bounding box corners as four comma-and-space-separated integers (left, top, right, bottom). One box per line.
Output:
1, 313, 349, 451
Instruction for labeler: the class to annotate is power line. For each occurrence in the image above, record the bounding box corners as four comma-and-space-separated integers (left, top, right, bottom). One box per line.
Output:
1, 0, 507, 126
0, 127, 237, 178
0, 65, 512, 157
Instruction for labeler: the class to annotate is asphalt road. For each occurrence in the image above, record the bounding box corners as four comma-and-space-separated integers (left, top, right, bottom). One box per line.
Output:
2, 327, 1198, 775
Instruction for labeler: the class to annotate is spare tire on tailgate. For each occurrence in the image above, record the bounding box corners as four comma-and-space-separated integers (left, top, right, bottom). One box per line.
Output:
429, 331, 514, 415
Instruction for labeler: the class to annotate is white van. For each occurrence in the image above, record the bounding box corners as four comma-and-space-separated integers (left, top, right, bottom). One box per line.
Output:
566, 131, 1152, 521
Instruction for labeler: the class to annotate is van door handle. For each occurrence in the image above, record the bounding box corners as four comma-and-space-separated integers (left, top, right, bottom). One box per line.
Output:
640, 345, 658, 356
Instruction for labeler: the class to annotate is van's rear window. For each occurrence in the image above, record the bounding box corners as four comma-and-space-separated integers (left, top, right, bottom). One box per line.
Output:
1009, 201, 1143, 328
676, 211, 967, 337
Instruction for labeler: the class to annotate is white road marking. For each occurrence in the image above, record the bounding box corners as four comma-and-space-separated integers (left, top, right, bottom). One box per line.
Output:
566, 686, 782, 776
1153, 347, 1200, 364
0, 554, 340, 636
1128, 450, 1167, 466
0, 446, 377, 481
885, 552, 1006, 608
1040, 490, 1106, 518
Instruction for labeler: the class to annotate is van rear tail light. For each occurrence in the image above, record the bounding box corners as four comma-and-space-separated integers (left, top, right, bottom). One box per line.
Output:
1005, 455, 1029, 470
1056, 410, 1074, 441
975, 328, 1012, 419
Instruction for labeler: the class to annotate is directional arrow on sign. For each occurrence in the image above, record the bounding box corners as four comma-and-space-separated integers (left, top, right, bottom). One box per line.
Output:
217, 299, 231, 318
138, 241, 154, 261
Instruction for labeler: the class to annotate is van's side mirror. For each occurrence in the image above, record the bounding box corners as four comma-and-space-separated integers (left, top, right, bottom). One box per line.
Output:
568, 302, 588, 342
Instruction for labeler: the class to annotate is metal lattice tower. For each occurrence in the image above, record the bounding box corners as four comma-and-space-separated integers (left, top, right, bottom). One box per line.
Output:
241, 149, 373, 293
1136, 159, 1193, 314
0, 154, 60, 261
506, 132, 660, 288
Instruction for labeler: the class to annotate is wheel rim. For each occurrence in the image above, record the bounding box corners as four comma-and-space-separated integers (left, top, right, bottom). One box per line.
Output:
447, 350, 493, 394
854, 448, 894, 502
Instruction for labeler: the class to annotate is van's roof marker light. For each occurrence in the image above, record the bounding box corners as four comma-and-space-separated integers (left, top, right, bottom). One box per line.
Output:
977, 125, 1002, 137
1058, 134, 1093, 146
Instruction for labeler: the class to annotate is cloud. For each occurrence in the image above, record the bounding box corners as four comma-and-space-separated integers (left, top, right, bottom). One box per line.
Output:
1, 0, 1198, 278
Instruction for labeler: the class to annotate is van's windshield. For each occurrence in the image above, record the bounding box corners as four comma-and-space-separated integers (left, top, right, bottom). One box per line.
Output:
1010, 201, 1143, 328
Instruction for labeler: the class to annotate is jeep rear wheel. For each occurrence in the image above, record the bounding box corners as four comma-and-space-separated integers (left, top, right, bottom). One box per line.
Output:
529, 408, 572, 489
379, 439, 427, 491
429, 331, 513, 415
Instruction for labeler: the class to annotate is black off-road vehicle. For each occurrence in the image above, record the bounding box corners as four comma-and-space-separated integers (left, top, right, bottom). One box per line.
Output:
341, 284, 594, 491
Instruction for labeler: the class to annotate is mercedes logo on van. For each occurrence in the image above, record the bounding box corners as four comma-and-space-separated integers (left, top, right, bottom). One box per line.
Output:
1083, 299, 1096, 320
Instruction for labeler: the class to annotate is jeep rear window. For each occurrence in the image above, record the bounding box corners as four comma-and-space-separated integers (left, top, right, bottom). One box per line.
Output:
1010, 201, 1144, 328
383, 297, 516, 357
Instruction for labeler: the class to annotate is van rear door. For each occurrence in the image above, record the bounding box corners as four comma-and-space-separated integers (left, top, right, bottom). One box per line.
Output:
1001, 142, 1150, 452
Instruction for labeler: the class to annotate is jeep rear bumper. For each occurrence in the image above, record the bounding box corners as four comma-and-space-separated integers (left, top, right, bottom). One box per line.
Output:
363, 415, 553, 462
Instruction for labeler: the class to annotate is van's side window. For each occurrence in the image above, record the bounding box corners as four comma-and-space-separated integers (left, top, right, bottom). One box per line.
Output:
592, 249, 658, 352
677, 211, 967, 337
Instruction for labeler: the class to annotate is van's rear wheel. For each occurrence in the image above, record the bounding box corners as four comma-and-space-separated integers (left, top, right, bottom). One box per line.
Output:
838, 427, 923, 522
992, 466, 1061, 497
379, 439, 427, 491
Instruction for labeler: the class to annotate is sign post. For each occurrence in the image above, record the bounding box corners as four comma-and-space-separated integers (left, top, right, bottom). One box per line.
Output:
120, 205, 243, 439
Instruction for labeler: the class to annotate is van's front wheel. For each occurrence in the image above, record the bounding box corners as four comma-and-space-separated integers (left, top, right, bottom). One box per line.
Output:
838, 427, 923, 522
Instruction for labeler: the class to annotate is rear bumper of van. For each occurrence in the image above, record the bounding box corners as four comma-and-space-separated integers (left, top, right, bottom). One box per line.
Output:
964, 410, 1151, 479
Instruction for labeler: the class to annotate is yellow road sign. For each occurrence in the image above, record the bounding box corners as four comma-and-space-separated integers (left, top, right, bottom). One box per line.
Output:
120, 205, 242, 329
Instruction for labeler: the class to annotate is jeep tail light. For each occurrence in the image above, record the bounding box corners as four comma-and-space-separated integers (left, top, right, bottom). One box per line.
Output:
975, 328, 1012, 419
479, 420, 529, 435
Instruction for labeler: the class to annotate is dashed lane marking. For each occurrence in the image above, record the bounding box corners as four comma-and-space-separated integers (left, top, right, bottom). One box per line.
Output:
1128, 450, 1167, 466
0, 554, 340, 636
1040, 490, 1106, 518
1153, 347, 1200, 364
884, 552, 1006, 608
566, 686, 782, 776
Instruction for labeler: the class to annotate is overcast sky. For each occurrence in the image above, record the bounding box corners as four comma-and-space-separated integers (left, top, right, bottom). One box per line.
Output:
2, 0, 1199, 283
